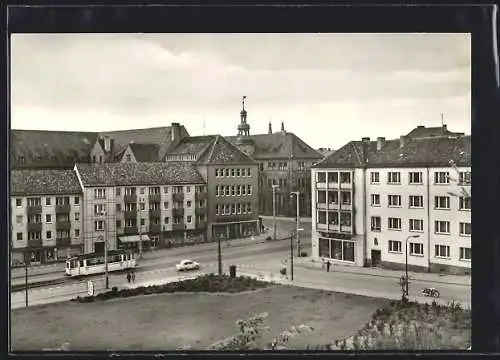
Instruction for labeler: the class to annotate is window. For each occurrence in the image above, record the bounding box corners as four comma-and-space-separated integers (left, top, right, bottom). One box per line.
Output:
459, 222, 471, 236
215, 168, 219, 177
164, 186, 169, 193
27, 197, 41, 206
46, 214, 52, 223
459, 171, 471, 185
46, 197, 51, 206
236, 169, 241, 177
125, 187, 136, 195
241, 168, 246, 177
116, 188, 121, 196
187, 201, 192, 208
328, 172, 338, 183
75, 229, 80, 237
388, 240, 402, 253
225, 169, 230, 177
341, 192, 351, 205
247, 185, 252, 196
126, 154, 131, 162
340, 212, 351, 226
116, 220, 121, 228
434, 221, 450, 234
460, 197, 471, 211
16, 232, 23, 241
149, 202, 160, 210
46, 231, 52, 239
215, 204, 220, 216
242, 186, 247, 196
140, 188, 145, 195
388, 217, 401, 230
409, 219, 424, 232
75, 212, 80, 221
317, 172, 326, 183
409, 195, 424, 208
16, 215, 23, 224
434, 196, 450, 209
410, 243, 424, 256
231, 185, 235, 196
340, 172, 351, 184
140, 203, 146, 211
94, 204, 106, 215
317, 211, 326, 224
328, 211, 339, 225
409, 172, 423, 184
435, 245, 450, 258
185, 186, 191, 193
16, 199, 22, 207
371, 216, 381, 231
231, 204, 236, 214
162, 201, 168, 210
125, 219, 136, 227
460, 247, 471, 261
370, 172, 380, 184
248, 203, 252, 214
434, 172, 450, 184
55, 196, 70, 205
94, 188, 106, 199
388, 195, 401, 207
236, 185, 241, 196
164, 217, 170, 224
74, 197, 80, 205
247, 168, 251, 177
116, 204, 121, 212
371, 194, 381, 206
94, 220, 105, 231
29, 214, 42, 224
187, 215, 192, 223
230, 168, 234, 177
28, 231, 42, 240
387, 172, 401, 184
225, 186, 230, 196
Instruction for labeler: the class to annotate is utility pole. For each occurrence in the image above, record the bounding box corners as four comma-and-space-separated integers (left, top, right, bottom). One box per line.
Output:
290, 231, 294, 281
218, 234, 222, 276
24, 250, 29, 307
290, 191, 301, 254
138, 214, 143, 260
272, 184, 279, 241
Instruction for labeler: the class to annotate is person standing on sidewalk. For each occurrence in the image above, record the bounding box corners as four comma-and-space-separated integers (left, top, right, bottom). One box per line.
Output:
126, 271, 131, 284
321, 258, 326, 271
131, 270, 136, 284
326, 261, 331, 272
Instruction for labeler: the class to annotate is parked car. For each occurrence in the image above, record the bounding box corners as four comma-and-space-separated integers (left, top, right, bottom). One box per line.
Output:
175, 259, 201, 271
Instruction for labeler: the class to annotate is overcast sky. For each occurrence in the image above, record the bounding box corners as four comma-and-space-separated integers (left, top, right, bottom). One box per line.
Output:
11, 33, 470, 149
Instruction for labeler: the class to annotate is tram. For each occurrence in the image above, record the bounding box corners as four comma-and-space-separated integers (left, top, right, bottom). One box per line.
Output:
65, 250, 136, 277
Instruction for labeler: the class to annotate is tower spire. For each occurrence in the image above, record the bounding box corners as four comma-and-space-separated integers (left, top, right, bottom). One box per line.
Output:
237, 96, 250, 137
268, 119, 272, 134
281, 121, 285, 132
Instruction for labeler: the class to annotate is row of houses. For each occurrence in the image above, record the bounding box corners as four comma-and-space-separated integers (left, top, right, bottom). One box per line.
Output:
310, 125, 471, 275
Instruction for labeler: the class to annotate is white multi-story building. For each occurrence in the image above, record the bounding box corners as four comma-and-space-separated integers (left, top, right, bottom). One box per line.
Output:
10, 169, 84, 264
311, 125, 471, 275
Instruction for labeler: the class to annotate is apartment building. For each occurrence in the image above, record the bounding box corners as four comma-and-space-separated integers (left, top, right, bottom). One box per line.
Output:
10, 170, 84, 264
165, 134, 260, 240
74, 162, 207, 253
227, 98, 323, 217
311, 125, 471, 275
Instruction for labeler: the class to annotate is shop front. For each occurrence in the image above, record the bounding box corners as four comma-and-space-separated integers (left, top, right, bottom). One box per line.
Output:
316, 232, 364, 266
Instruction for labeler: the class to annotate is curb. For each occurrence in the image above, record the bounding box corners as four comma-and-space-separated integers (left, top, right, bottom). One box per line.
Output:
296, 262, 471, 287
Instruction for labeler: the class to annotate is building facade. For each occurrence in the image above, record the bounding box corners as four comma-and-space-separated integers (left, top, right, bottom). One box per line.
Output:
10, 170, 84, 265
311, 126, 471, 275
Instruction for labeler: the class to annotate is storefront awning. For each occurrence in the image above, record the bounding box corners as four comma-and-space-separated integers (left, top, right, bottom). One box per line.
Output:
119, 235, 151, 243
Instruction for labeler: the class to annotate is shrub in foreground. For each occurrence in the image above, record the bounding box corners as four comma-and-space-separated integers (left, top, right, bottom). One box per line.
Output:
73, 274, 273, 303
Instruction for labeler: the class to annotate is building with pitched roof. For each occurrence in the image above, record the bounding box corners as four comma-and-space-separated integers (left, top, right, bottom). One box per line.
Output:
311, 125, 471, 275
10, 169, 84, 264
226, 98, 323, 218
165, 134, 261, 240
74, 162, 207, 253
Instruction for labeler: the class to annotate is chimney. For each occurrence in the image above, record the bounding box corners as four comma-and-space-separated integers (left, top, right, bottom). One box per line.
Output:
109, 137, 114, 153
103, 136, 112, 152
171, 122, 180, 142
361, 137, 370, 143
400, 135, 408, 148
268, 121, 272, 134
376, 137, 385, 151
281, 121, 285, 132
417, 125, 424, 129
443, 124, 447, 131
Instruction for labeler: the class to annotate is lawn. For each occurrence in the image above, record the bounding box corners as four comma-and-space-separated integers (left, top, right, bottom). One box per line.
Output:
11, 286, 388, 351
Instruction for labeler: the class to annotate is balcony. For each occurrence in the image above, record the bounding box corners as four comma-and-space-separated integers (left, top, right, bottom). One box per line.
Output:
124, 194, 138, 203
124, 226, 138, 235
172, 193, 184, 202
316, 223, 327, 230
56, 237, 71, 247
327, 182, 339, 189
172, 223, 185, 231
55, 204, 71, 214
56, 221, 71, 231
339, 182, 352, 190
124, 210, 137, 219
27, 239, 42, 248
150, 224, 162, 234
316, 203, 327, 210
328, 203, 339, 210
340, 225, 353, 234
195, 192, 208, 201
328, 223, 339, 232
27, 222, 42, 232
27, 205, 42, 215
340, 203, 352, 211
149, 194, 161, 203
316, 182, 327, 190
195, 207, 207, 215
149, 209, 162, 218
173, 208, 185, 217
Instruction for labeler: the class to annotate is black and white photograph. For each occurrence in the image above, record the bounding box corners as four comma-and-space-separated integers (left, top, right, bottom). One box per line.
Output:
9, 32, 471, 351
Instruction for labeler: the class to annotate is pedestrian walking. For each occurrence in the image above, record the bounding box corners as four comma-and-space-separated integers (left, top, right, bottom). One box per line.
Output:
321, 258, 325, 271
326, 261, 331, 272
126, 271, 131, 284
131, 271, 136, 284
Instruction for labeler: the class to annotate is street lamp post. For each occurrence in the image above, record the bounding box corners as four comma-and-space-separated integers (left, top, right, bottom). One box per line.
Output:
290, 191, 301, 254
272, 185, 279, 241
405, 234, 420, 298
100, 211, 109, 289
138, 207, 144, 260
290, 227, 304, 281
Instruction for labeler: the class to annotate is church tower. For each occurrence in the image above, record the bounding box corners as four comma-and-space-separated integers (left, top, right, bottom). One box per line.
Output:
237, 96, 250, 137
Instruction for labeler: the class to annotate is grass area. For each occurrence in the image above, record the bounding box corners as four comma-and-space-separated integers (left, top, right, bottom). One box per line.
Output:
11, 286, 388, 351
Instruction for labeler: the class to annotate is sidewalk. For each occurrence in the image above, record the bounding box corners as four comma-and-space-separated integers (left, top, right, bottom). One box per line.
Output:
260, 215, 312, 223
294, 257, 471, 287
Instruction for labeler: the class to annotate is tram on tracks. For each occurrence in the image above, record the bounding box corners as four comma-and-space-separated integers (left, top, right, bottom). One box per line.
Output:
65, 250, 137, 277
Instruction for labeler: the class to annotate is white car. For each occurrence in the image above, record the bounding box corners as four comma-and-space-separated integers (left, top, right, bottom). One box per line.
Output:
175, 259, 201, 271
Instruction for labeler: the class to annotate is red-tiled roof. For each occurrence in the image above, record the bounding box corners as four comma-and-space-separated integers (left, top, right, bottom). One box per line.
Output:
196, 135, 257, 165
227, 132, 323, 160
11, 169, 82, 196
315, 135, 471, 168
75, 162, 205, 187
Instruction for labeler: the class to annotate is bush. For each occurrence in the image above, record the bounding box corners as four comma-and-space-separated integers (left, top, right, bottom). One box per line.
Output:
265, 236, 272, 241
74, 274, 273, 303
